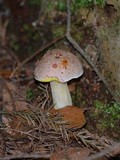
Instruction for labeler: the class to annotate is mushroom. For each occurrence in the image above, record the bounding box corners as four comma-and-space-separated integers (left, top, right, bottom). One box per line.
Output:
34, 49, 86, 128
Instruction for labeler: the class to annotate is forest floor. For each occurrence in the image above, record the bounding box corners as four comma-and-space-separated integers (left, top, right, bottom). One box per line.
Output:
0, 1, 120, 160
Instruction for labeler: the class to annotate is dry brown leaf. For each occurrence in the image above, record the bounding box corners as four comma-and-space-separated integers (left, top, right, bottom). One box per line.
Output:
2, 81, 30, 136
2, 81, 28, 111
0, 70, 13, 78
50, 106, 86, 129
50, 147, 90, 160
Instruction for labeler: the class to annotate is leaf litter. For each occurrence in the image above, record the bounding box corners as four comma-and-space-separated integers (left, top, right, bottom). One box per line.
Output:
0, 76, 119, 160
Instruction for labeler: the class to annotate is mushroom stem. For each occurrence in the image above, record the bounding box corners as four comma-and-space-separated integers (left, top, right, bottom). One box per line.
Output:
50, 81, 72, 109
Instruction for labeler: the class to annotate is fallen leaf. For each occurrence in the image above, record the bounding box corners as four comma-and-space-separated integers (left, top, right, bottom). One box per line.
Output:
2, 81, 29, 111
50, 106, 86, 129
0, 70, 13, 78
50, 147, 90, 160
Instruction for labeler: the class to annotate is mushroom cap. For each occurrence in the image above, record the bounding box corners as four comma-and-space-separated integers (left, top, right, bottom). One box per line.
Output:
34, 49, 83, 83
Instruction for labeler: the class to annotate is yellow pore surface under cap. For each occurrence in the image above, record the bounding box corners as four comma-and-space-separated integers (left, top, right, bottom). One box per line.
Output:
40, 76, 59, 82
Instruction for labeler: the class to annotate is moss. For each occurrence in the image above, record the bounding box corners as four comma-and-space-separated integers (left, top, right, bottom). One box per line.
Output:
26, 88, 35, 101
71, 85, 83, 106
93, 100, 120, 129
53, 27, 65, 37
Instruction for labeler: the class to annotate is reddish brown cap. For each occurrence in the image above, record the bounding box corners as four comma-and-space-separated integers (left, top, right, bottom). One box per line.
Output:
34, 49, 83, 83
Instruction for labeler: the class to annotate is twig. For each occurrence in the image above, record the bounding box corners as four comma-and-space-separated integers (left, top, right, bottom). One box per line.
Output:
0, 153, 50, 160
0, 127, 40, 140
0, 17, 9, 46
10, 36, 64, 78
0, 76, 16, 111
87, 142, 120, 160
3, 46, 20, 64
66, 0, 120, 103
